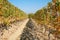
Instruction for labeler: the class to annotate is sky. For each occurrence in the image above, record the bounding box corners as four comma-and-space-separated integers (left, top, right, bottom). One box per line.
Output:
8, 0, 52, 13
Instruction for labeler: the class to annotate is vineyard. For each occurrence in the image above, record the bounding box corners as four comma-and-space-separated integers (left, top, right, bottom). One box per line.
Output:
0, 0, 60, 40
31, 0, 60, 39
0, 0, 28, 29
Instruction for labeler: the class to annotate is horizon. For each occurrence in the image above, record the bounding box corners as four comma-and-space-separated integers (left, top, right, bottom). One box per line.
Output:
8, 0, 52, 13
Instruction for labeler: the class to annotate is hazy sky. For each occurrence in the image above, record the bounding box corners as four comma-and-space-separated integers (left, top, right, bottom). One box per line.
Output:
8, 0, 52, 13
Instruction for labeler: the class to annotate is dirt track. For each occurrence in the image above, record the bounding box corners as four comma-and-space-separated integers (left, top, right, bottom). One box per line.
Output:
8, 19, 29, 40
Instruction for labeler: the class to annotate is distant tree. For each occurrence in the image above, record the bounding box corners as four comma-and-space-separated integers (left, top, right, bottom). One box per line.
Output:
28, 13, 34, 18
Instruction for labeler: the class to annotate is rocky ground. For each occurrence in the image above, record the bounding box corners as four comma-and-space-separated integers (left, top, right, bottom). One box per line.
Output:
0, 19, 29, 40
0, 19, 60, 40
20, 19, 56, 40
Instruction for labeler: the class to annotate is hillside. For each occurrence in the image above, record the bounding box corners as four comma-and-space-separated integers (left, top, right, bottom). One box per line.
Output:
32, 0, 60, 39
0, 0, 28, 26
0, 0, 60, 40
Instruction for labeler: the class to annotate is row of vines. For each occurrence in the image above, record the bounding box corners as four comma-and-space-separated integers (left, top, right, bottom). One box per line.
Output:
0, 0, 28, 26
31, 0, 60, 39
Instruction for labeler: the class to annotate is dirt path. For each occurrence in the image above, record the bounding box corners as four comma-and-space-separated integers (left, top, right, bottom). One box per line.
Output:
7, 19, 29, 40
20, 19, 56, 40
